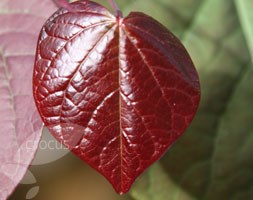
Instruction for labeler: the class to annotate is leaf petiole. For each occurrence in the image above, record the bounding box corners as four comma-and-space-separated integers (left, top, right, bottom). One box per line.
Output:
107, 0, 123, 18
53, 0, 74, 12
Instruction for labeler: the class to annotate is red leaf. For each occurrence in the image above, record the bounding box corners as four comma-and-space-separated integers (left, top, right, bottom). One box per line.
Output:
0, 0, 57, 199
33, 0, 200, 194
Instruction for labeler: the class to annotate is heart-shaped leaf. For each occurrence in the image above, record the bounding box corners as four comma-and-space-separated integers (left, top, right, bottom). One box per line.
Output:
33, 0, 200, 194
0, 0, 57, 199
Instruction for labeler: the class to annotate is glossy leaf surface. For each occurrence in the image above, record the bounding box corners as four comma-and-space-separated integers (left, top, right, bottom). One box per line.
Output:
33, 0, 200, 194
0, 0, 57, 199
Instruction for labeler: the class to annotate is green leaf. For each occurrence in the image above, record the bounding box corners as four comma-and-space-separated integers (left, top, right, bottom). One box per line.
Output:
128, 0, 253, 199
235, 0, 253, 63
131, 163, 196, 200
204, 66, 253, 199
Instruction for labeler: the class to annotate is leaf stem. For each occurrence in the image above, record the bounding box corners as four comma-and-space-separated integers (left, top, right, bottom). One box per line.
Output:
107, 0, 123, 18
53, 0, 74, 12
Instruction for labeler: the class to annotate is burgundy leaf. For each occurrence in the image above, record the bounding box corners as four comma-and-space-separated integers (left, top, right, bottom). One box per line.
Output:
0, 0, 57, 199
33, 0, 200, 194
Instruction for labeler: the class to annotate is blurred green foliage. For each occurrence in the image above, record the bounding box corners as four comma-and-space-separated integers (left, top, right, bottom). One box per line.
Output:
236, 0, 253, 63
94, 0, 253, 199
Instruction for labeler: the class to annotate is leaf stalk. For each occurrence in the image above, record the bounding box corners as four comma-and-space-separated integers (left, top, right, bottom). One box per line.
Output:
107, 0, 123, 18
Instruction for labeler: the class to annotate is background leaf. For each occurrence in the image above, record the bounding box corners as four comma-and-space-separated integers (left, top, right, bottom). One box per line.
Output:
0, 0, 57, 199
235, 0, 253, 63
131, 163, 195, 200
